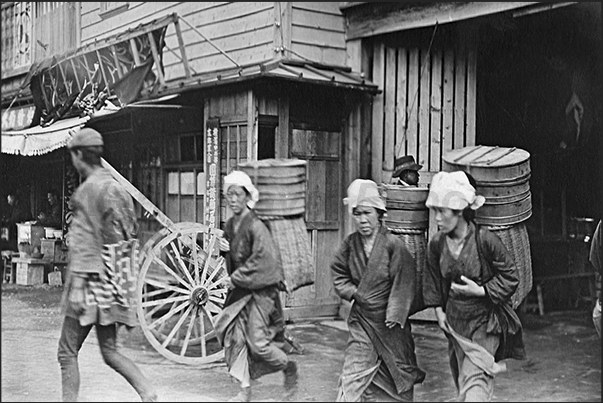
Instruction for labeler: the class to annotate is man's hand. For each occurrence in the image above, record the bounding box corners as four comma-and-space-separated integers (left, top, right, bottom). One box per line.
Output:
69, 287, 86, 314
451, 275, 486, 297
218, 238, 230, 253
385, 320, 401, 329
224, 276, 234, 290
435, 307, 447, 332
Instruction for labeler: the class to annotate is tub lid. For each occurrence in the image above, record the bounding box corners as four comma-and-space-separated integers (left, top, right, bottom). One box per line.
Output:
443, 145, 530, 168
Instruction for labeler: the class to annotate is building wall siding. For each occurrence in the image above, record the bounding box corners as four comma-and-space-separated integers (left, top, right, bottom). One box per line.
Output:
81, 2, 277, 81
290, 2, 347, 66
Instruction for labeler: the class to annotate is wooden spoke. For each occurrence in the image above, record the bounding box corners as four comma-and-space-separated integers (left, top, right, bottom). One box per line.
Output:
200, 233, 217, 286
144, 291, 178, 319
143, 287, 175, 300
199, 306, 207, 356
141, 294, 189, 308
208, 295, 225, 306
190, 231, 201, 285
148, 300, 188, 329
203, 257, 226, 288
162, 304, 195, 348
144, 278, 190, 296
207, 272, 229, 290
152, 256, 193, 291
167, 242, 196, 286
180, 306, 198, 356
205, 301, 222, 316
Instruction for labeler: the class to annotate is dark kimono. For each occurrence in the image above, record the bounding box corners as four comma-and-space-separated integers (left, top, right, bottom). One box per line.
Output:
423, 222, 525, 401
214, 210, 288, 386
331, 225, 425, 402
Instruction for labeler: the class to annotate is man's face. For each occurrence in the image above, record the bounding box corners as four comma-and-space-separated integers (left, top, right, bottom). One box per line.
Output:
432, 207, 463, 234
401, 170, 420, 186
7, 195, 15, 206
352, 205, 380, 237
225, 185, 249, 216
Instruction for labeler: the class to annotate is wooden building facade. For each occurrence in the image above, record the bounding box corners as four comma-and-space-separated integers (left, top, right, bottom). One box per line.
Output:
2, 2, 377, 320
3, 2, 600, 316
340, 2, 602, 310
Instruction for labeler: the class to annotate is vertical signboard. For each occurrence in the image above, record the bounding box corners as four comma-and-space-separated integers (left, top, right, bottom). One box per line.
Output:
204, 118, 220, 241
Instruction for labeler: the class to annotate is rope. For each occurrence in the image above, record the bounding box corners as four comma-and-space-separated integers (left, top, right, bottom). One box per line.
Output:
399, 21, 439, 157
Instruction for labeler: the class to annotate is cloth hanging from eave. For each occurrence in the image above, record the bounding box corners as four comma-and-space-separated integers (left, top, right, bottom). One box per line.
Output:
1, 115, 90, 156
27, 25, 167, 127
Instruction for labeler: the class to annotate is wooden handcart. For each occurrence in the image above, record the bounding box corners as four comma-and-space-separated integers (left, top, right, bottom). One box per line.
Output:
102, 159, 228, 365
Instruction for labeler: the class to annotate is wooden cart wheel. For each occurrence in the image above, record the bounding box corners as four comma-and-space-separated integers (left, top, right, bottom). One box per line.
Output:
136, 222, 228, 365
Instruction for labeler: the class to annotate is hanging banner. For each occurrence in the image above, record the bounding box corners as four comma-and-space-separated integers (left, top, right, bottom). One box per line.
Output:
204, 118, 220, 240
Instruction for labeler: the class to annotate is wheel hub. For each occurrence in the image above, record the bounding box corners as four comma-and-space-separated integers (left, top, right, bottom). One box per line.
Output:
190, 286, 209, 306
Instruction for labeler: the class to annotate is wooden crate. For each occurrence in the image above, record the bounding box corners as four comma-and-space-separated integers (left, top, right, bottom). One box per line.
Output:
15, 258, 45, 286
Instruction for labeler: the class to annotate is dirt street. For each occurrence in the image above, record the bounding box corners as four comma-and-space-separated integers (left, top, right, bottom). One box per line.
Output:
1, 284, 601, 402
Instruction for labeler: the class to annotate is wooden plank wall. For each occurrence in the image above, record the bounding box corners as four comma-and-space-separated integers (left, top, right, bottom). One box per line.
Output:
289, 2, 347, 66
33, 2, 78, 62
370, 40, 477, 183
80, 2, 276, 81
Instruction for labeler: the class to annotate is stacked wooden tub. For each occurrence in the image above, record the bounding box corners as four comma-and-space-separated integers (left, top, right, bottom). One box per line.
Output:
382, 184, 430, 310
238, 158, 313, 291
442, 145, 533, 309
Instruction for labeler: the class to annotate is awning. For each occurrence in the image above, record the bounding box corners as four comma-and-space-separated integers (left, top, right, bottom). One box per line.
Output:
1, 115, 90, 156
150, 59, 379, 98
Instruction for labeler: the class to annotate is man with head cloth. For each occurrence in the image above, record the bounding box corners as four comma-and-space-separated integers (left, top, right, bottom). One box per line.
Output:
331, 179, 425, 402
215, 170, 298, 402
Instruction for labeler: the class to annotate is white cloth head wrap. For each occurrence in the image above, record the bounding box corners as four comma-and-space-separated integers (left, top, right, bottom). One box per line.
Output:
343, 179, 386, 215
425, 171, 486, 211
223, 170, 260, 209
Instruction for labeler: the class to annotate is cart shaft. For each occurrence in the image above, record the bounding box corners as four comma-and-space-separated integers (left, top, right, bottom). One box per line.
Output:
101, 158, 176, 230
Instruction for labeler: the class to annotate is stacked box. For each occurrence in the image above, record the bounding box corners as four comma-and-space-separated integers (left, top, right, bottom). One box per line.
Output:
16, 260, 45, 285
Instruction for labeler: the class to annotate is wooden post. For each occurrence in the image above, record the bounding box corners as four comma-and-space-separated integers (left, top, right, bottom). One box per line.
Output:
110, 45, 123, 79
276, 93, 290, 158
247, 89, 256, 160
371, 42, 385, 182
129, 38, 142, 66
69, 59, 82, 92
95, 50, 111, 90
147, 32, 166, 87
173, 18, 191, 79
396, 48, 408, 157
57, 62, 71, 95
383, 47, 396, 175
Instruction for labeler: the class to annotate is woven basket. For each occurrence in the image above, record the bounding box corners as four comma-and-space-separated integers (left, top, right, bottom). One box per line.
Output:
264, 215, 314, 291
388, 226, 427, 309
486, 222, 533, 309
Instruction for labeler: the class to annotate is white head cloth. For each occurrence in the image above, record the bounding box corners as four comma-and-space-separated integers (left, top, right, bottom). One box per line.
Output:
425, 171, 486, 211
343, 179, 386, 215
223, 170, 260, 209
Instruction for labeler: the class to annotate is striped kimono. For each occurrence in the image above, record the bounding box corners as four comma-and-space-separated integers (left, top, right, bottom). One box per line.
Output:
331, 225, 425, 402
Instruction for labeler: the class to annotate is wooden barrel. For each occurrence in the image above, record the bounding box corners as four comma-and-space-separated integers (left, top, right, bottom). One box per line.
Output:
238, 158, 307, 218
382, 184, 429, 230
442, 145, 532, 226
382, 184, 429, 309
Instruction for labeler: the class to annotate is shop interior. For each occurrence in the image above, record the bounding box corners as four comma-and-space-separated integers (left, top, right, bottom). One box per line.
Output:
475, 3, 601, 310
